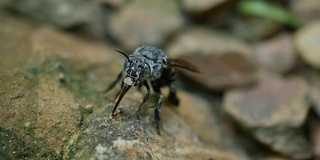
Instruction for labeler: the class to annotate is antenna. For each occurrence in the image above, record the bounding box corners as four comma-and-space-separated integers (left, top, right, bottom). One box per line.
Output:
115, 49, 130, 62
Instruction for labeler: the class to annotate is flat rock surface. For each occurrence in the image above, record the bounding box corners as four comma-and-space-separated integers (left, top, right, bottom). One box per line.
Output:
0, 12, 34, 70
167, 28, 257, 90
223, 72, 311, 159
109, 0, 183, 50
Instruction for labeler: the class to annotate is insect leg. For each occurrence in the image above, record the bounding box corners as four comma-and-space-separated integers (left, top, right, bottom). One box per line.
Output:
168, 86, 179, 106
102, 71, 123, 93
136, 81, 150, 119
151, 82, 163, 135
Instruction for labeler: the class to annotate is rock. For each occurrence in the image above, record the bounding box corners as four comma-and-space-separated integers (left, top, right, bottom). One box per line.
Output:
0, 0, 94, 28
289, 0, 320, 23
32, 27, 117, 65
232, 17, 284, 41
253, 33, 296, 73
301, 68, 320, 117
0, 12, 35, 70
0, 71, 82, 159
71, 90, 246, 160
109, 0, 183, 50
295, 21, 320, 69
310, 119, 320, 159
166, 28, 257, 90
181, 0, 227, 14
223, 72, 311, 159
94, 0, 126, 7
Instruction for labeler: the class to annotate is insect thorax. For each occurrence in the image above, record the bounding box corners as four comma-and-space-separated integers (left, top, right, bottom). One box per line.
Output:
125, 45, 167, 81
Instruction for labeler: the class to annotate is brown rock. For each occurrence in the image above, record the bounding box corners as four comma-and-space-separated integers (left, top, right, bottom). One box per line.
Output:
166, 28, 257, 90
295, 21, 320, 69
223, 72, 311, 159
0, 12, 35, 70
32, 27, 117, 65
253, 33, 296, 73
0, 71, 82, 159
109, 0, 183, 50
181, 0, 227, 14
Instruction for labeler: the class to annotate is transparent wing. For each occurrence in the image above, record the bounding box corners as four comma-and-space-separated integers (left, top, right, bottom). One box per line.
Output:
167, 59, 200, 73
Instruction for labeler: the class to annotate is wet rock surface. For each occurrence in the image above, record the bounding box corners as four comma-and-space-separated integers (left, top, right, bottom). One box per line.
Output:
1, 1, 320, 159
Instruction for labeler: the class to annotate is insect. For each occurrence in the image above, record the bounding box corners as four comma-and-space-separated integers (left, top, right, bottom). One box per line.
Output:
103, 45, 199, 134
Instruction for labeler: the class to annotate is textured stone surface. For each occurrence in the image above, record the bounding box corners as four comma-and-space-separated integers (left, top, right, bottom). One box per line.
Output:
223, 72, 311, 159
0, 70, 82, 159
71, 91, 243, 160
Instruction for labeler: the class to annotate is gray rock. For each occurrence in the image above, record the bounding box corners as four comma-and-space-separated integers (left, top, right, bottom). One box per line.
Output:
223, 72, 311, 159
71, 91, 244, 160
109, 0, 183, 50
0, 0, 94, 28
253, 33, 296, 73
295, 21, 320, 69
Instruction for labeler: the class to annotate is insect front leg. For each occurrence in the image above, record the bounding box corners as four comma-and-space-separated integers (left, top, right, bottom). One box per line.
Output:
168, 86, 179, 106
136, 81, 150, 119
102, 71, 123, 93
151, 82, 163, 135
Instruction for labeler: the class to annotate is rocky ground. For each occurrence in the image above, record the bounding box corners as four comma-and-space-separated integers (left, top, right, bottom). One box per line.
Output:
1, 0, 320, 159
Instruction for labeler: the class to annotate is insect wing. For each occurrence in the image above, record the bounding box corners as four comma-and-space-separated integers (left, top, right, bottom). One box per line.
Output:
168, 59, 200, 73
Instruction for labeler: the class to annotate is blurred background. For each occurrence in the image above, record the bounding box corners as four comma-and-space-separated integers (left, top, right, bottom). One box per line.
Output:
1, 0, 320, 159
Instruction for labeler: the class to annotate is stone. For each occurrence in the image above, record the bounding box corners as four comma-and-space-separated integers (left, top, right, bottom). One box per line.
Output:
32, 27, 117, 65
181, 0, 227, 14
71, 90, 246, 160
310, 120, 320, 159
0, 71, 82, 159
295, 21, 320, 69
0, 0, 94, 28
290, 0, 320, 23
223, 72, 311, 159
253, 33, 296, 73
109, 0, 183, 50
231, 17, 284, 41
0, 12, 34, 70
166, 28, 257, 90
